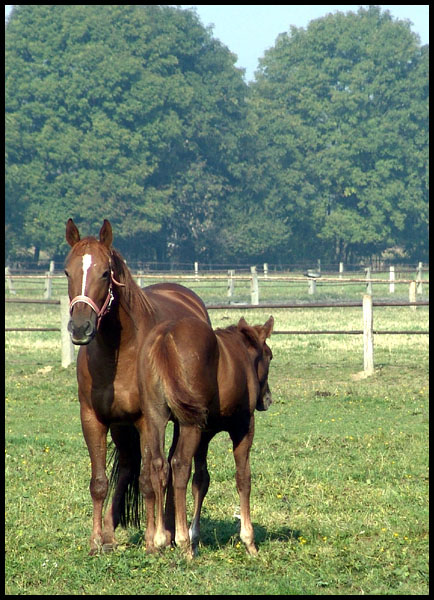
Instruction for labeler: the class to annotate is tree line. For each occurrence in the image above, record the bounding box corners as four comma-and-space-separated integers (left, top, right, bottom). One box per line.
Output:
5, 5, 429, 265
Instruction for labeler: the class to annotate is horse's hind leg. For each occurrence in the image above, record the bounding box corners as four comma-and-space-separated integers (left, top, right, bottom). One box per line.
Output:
230, 416, 258, 556
80, 404, 109, 555
189, 431, 213, 552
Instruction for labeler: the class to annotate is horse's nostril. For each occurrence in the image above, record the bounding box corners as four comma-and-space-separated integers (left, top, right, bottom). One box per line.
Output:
67, 317, 96, 344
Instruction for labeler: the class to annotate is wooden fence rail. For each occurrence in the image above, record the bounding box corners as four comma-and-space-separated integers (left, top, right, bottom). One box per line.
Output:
5, 267, 429, 304
5, 296, 429, 373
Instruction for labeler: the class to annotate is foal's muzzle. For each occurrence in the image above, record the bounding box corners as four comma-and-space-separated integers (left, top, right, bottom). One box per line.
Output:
256, 382, 272, 411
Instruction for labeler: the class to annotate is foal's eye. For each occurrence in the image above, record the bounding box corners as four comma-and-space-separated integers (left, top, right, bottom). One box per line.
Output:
102, 271, 109, 279
64, 270, 70, 278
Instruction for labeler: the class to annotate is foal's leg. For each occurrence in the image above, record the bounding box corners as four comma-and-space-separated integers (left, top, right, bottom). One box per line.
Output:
230, 416, 258, 555
171, 424, 202, 559
137, 426, 157, 553
164, 420, 179, 545
142, 414, 171, 550
80, 404, 109, 555
189, 432, 213, 552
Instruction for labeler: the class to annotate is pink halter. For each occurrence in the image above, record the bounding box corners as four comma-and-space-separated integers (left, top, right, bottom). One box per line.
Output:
69, 264, 125, 329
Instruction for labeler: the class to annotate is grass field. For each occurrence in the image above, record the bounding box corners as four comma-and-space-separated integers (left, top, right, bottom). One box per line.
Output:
5, 278, 429, 594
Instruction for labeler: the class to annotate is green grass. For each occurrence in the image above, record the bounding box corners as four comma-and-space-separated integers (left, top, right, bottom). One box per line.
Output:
5, 285, 429, 594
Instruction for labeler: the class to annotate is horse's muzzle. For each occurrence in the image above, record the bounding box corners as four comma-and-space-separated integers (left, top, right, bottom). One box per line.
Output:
68, 316, 96, 345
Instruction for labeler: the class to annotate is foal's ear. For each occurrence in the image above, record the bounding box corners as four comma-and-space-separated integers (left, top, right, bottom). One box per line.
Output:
237, 317, 258, 347
260, 316, 274, 341
66, 218, 80, 247
99, 220, 113, 249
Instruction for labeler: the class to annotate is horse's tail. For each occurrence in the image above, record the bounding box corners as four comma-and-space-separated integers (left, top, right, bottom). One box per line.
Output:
106, 425, 143, 529
148, 323, 209, 427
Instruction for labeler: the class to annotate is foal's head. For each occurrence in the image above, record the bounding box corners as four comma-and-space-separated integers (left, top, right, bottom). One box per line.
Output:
237, 316, 274, 410
64, 219, 119, 345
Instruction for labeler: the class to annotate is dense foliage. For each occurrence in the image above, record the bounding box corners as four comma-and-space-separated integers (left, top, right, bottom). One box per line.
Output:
5, 5, 428, 264
249, 6, 429, 263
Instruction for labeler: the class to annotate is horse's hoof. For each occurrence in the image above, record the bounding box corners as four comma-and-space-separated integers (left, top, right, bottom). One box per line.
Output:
102, 543, 116, 553
154, 529, 171, 549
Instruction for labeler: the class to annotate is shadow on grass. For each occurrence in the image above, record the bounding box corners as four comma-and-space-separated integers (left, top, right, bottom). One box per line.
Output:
127, 519, 300, 551
188, 517, 301, 550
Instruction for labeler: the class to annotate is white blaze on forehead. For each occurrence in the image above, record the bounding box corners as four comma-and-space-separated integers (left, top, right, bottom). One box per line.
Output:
81, 254, 93, 295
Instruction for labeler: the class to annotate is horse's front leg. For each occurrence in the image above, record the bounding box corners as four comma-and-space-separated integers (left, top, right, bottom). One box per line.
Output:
80, 403, 109, 555
102, 424, 141, 551
230, 416, 258, 556
164, 420, 180, 545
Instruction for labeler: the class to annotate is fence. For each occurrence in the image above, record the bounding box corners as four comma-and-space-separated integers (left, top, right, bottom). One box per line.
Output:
4, 266, 429, 304
5, 294, 429, 373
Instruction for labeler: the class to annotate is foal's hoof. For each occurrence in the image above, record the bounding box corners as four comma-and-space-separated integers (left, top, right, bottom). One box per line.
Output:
245, 543, 258, 556
102, 543, 116, 553
176, 540, 195, 560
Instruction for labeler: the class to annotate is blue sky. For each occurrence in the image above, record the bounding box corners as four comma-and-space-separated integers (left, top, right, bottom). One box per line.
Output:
6, 5, 429, 81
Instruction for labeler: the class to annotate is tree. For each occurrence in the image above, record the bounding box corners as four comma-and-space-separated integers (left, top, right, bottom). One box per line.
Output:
5, 5, 248, 262
250, 6, 429, 262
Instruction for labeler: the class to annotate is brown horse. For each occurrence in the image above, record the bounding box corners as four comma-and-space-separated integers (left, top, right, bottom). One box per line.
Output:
139, 315, 274, 558
64, 219, 210, 554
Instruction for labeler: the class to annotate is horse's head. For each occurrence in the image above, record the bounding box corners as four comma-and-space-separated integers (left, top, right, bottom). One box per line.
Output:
64, 219, 120, 345
237, 316, 274, 411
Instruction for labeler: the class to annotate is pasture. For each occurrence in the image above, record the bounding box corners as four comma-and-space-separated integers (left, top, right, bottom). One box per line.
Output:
5, 280, 429, 595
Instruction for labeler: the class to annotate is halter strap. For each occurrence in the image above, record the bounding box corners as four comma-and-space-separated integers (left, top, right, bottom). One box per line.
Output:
69, 264, 125, 328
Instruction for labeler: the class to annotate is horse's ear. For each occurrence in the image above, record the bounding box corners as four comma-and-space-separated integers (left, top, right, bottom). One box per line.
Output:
260, 316, 274, 341
66, 219, 80, 247
99, 220, 113, 249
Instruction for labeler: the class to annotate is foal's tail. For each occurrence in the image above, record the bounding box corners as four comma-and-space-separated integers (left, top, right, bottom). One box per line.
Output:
148, 323, 209, 427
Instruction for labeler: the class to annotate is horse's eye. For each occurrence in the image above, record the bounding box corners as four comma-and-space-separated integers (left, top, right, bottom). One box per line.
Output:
64, 270, 70, 278
102, 271, 109, 279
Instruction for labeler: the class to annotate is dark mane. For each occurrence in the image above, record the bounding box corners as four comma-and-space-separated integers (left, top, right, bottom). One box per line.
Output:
215, 324, 238, 335
110, 247, 154, 319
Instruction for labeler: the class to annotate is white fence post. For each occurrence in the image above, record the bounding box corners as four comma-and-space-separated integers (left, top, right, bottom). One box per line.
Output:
339, 262, 344, 279
308, 278, 316, 295
409, 281, 417, 311
60, 296, 75, 368
5, 266, 16, 295
363, 294, 374, 375
417, 262, 423, 294
250, 266, 259, 305
194, 261, 199, 281
365, 267, 372, 295
227, 269, 235, 300
389, 266, 395, 293
263, 263, 268, 279
44, 261, 55, 300
44, 272, 52, 299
